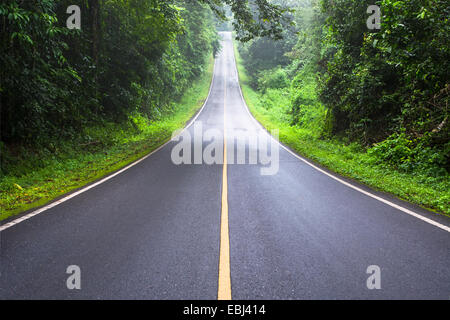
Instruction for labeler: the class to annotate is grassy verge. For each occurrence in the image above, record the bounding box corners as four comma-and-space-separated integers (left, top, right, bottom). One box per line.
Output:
0, 57, 215, 221
233, 43, 449, 216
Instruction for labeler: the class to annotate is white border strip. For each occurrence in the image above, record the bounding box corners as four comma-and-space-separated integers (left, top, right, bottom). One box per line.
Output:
230, 37, 450, 233
0, 59, 218, 232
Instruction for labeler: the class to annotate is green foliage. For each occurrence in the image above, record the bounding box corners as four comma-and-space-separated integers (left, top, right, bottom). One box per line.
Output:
239, 0, 448, 176
290, 74, 327, 135
0, 56, 215, 220
0, 0, 79, 144
319, 0, 449, 150
200, 0, 293, 41
236, 0, 449, 213
0, 0, 292, 217
368, 131, 448, 176
235, 0, 299, 87
0, 0, 219, 172
235, 45, 449, 214
1, 0, 293, 152
238, 38, 293, 88
258, 67, 290, 92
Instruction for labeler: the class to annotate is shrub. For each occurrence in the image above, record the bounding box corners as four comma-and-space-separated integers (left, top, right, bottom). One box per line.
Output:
258, 67, 290, 92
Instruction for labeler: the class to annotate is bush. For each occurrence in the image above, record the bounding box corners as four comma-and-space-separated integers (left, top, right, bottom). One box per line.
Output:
258, 67, 290, 92
368, 131, 448, 176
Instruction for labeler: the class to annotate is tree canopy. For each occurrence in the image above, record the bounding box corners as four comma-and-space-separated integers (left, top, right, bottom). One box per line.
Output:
238, 0, 449, 176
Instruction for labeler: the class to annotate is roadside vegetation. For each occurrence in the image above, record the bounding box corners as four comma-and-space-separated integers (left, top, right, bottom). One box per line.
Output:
0, 0, 289, 220
0, 1, 220, 220
235, 0, 449, 215
0, 57, 214, 220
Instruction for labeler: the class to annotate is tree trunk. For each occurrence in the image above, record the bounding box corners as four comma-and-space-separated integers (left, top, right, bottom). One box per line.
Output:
89, 0, 100, 68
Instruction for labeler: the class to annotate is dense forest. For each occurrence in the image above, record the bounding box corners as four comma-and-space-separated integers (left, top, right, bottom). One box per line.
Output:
1, 0, 220, 148
240, 0, 449, 173
0, 0, 288, 218
0, 0, 287, 169
237, 0, 449, 212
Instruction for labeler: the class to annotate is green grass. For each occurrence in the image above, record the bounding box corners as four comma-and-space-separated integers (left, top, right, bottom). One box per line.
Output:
234, 43, 450, 216
0, 56, 215, 221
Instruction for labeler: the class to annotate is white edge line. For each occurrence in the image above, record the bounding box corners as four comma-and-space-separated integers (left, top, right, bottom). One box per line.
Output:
0, 59, 218, 232
230, 37, 450, 233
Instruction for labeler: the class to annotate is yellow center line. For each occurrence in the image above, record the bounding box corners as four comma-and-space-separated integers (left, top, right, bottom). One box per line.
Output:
218, 61, 232, 300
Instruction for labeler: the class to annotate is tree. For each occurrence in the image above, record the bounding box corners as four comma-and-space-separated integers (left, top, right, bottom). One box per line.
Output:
199, 0, 292, 41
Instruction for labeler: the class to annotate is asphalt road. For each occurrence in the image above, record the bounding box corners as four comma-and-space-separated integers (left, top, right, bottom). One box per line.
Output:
1, 32, 449, 300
